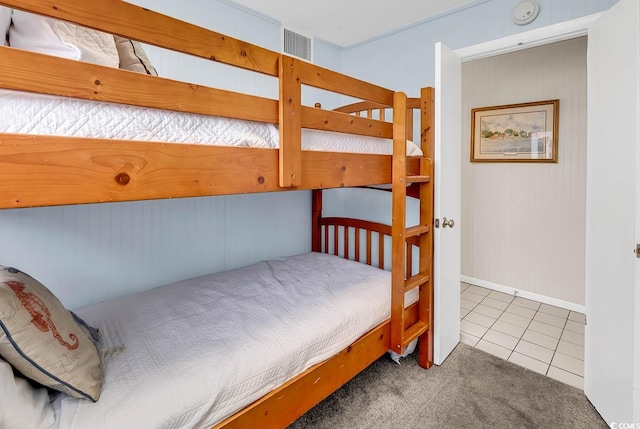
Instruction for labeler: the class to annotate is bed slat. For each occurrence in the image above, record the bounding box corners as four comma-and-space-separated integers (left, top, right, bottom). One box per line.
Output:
301, 106, 392, 138
317, 217, 417, 273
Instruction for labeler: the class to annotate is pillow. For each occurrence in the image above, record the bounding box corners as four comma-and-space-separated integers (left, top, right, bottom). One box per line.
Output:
0, 357, 55, 429
0, 7, 10, 46
9, 10, 119, 67
0, 266, 103, 401
114, 35, 158, 75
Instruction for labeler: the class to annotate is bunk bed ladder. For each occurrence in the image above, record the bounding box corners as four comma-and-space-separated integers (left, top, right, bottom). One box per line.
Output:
391, 88, 434, 369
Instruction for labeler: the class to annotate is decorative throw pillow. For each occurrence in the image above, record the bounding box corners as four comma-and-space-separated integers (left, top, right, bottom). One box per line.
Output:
0, 266, 103, 401
9, 10, 119, 67
114, 35, 158, 75
0, 357, 55, 429
0, 7, 10, 46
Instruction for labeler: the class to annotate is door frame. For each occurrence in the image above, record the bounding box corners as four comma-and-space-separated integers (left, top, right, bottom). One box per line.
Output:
454, 13, 601, 62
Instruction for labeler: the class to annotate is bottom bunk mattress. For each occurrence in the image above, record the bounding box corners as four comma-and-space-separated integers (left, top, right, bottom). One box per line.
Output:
51, 252, 391, 428
0, 89, 423, 156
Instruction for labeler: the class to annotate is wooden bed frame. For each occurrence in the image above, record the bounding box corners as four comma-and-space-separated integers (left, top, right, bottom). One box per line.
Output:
0, 1, 436, 427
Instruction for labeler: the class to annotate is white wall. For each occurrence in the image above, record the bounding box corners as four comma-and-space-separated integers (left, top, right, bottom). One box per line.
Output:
461, 37, 587, 306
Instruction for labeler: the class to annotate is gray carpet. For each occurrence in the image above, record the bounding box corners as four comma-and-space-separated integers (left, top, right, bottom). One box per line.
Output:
289, 343, 607, 429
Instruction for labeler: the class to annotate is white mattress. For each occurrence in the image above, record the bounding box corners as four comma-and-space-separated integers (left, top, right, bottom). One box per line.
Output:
0, 89, 422, 156
51, 252, 391, 429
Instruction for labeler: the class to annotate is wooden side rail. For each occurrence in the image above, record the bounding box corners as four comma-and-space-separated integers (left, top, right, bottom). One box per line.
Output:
0, 0, 402, 189
0, 0, 394, 104
0, 46, 279, 123
0, 0, 396, 104
0, 47, 392, 137
0, 136, 397, 208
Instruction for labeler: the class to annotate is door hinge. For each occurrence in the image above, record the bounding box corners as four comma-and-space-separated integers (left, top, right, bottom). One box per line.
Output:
636, 244, 640, 258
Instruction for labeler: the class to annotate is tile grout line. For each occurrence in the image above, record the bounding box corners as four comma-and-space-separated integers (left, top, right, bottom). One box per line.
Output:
460, 288, 498, 344
466, 289, 518, 357
465, 289, 572, 371
460, 284, 586, 387
507, 300, 541, 365
545, 311, 570, 376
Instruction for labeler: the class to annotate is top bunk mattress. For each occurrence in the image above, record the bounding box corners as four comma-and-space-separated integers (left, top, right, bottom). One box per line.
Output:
51, 252, 391, 429
0, 89, 423, 156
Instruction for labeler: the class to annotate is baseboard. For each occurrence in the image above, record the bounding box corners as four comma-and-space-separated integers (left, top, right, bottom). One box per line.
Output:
460, 275, 586, 314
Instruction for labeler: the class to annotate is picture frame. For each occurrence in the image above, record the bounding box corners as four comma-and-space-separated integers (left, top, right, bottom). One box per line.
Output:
470, 99, 559, 162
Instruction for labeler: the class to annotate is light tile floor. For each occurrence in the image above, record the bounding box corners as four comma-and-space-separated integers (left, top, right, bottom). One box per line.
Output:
460, 283, 585, 390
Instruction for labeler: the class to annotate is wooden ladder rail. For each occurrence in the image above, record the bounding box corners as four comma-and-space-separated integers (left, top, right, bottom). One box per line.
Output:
390, 88, 435, 369
312, 88, 435, 369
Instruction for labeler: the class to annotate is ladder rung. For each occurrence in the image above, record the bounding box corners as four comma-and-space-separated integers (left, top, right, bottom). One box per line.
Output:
404, 320, 429, 346
406, 224, 430, 238
405, 272, 430, 292
406, 175, 430, 183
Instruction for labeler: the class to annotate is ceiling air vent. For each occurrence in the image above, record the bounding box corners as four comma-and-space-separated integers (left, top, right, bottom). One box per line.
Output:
282, 28, 313, 62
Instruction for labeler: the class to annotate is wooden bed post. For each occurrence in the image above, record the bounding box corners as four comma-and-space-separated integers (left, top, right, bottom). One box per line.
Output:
311, 190, 323, 252
390, 89, 435, 368
279, 55, 302, 188
417, 87, 435, 369
390, 92, 408, 355
420, 87, 435, 156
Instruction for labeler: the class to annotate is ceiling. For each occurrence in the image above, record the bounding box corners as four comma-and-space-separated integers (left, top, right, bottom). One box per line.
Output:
230, 0, 478, 47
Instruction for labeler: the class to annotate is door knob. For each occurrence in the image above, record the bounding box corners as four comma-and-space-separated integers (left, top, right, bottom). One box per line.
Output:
442, 217, 455, 228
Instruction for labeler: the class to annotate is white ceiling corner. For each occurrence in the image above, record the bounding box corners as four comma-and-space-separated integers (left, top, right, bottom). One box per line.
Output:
230, 0, 478, 47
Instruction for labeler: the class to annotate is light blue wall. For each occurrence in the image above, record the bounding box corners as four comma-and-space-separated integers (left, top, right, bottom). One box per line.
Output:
130, 0, 344, 107
0, 193, 311, 309
0, 1, 346, 309
340, 0, 617, 95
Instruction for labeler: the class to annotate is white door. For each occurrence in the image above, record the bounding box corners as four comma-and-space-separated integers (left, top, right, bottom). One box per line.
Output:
585, 0, 639, 422
433, 42, 462, 365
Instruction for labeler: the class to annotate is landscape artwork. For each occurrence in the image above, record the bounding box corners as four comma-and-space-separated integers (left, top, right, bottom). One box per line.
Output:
471, 100, 559, 162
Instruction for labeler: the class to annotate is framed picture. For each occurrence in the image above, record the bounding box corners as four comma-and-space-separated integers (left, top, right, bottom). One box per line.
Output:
470, 99, 559, 162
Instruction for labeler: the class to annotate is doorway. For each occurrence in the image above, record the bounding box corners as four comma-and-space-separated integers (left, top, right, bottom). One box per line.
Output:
460, 37, 588, 311
436, 2, 640, 421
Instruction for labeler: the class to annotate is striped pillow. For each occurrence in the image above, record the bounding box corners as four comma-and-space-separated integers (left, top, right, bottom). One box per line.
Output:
114, 36, 158, 75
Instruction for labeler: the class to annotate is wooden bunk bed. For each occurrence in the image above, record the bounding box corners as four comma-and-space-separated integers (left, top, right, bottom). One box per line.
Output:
0, 1, 436, 427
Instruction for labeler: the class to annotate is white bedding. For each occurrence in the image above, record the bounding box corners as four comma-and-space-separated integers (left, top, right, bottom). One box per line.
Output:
0, 89, 422, 156
51, 252, 391, 429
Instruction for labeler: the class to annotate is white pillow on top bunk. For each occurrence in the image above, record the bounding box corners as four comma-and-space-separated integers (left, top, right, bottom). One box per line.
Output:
0, 265, 103, 402
113, 35, 158, 75
9, 10, 119, 67
0, 357, 55, 429
0, 7, 10, 46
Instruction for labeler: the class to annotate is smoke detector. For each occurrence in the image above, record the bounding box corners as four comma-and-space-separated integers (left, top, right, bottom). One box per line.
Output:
513, 1, 540, 25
